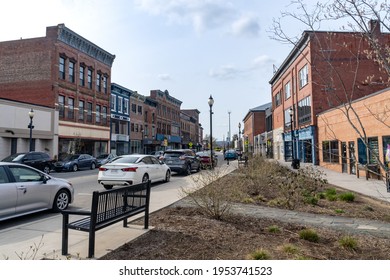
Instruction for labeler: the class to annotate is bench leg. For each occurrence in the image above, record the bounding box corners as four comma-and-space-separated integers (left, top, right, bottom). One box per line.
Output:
88, 231, 96, 258
62, 214, 69, 256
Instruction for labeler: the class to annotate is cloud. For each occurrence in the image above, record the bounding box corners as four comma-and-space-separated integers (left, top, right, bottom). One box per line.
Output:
209, 64, 242, 80
158, 74, 172, 81
231, 15, 261, 37
134, 0, 236, 33
251, 55, 275, 69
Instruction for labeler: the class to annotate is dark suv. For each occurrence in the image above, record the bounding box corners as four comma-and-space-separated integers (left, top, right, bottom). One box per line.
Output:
162, 149, 201, 175
1, 152, 54, 174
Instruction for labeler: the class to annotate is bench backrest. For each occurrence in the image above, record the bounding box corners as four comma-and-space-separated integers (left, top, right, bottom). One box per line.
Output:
90, 180, 151, 227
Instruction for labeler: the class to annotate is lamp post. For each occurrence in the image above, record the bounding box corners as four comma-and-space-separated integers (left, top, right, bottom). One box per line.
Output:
208, 95, 214, 169
238, 122, 241, 151
228, 110, 231, 150
289, 107, 300, 169
28, 108, 35, 152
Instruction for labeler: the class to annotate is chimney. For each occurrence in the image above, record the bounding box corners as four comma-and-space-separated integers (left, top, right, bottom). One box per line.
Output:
369, 19, 380, 35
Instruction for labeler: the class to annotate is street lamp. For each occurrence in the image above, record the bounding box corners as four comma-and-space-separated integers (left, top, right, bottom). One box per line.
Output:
238, 122, 241, 151
208, 95, 214, 168
289, 107, 300, 169
228, 111, 231, 150
28, 108, 35, 152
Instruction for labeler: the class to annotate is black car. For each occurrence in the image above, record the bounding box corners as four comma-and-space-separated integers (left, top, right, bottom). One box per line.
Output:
1, 152, 54, 174
54, 153, 97, 172
161, 149, 201, 175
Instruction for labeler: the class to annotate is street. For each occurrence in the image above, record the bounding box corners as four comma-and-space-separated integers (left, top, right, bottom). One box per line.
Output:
0, 152, 228, 259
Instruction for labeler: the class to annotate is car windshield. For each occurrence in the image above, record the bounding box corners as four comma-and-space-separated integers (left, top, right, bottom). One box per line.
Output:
110, 156, 140, 164
2, 154, 25, 162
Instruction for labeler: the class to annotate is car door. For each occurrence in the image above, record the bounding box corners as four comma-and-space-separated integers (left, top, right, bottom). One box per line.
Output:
0, 166, 17, 220
150, 156, 164, 180
9, 165, 52, 214
141, 156, 156, 181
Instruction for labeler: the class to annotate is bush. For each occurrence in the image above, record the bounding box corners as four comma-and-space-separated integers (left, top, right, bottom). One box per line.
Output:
248, 249, 271, 260
281, 244, 299, 254
267, 225, 281, 233
299, 229, 319, 243
339, 236, 358, 250
338, 192, 355, 202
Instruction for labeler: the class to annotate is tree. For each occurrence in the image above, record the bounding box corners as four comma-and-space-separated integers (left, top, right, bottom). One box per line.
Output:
270, 0, 390, 188
203, 134, 218, 150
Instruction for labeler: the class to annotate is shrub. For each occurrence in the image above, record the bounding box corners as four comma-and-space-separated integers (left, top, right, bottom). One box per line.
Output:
281, 244, 299, 254
338, 192, 355, 202
299, 229, 319, 243
334, 209, 345, 214
339, 236, 358, 250
267, 225, 281, 233
248, 249, 271, 260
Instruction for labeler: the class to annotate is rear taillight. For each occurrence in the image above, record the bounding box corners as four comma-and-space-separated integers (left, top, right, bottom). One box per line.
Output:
99, 167, 108, 171
121, 167, 138, 172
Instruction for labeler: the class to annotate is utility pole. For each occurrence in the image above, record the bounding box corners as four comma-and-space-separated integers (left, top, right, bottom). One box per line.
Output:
228, 110, 231, 150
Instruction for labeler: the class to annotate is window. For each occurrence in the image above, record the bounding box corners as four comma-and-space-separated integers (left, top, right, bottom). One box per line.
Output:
79, 65, 85, 86
284, 109, 292, 130
285, 82, 291, 100
111, 95, 116, 111
59, 57, 65, 79
298, 96, 311, 124
103, 76, 107, 94
322, 140, 339, 163
68, 98, 74, 119
69, 61, 75, 83
123, 98, 129, 115
274, 91, 281, 107
88, 68, 92, 89
138, 105, 142, 115
96, 73, 101, 92
9, 166, 41, 182
118, 96, 123, 113
132, 103, 137, 113
299, 64, 308, 88
0, 166, 9, 184
96, 105, 101, 123
79, 100, 85, 121
102, 106, 107, 125
87, 102, 93, 122
58, 95, 65, 118
357, 137, 379, 165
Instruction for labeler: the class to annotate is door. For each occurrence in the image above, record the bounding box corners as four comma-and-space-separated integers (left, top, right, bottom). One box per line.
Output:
349, 141, 356, 175
151, 156, 164, 180
9, 166, 51, 214
342, 142, 347, 173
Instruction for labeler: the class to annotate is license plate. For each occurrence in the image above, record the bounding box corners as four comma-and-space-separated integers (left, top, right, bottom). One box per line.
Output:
110, 169, 118, 173
167, 161, 172, 164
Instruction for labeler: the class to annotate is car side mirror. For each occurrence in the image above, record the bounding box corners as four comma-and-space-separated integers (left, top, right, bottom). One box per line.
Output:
41, 174, 49, 184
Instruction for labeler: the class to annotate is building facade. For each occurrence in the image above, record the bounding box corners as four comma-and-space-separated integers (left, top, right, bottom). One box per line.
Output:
110, 83, 131, 155
181, 109, 201, 150
269, 21, 390, 164
0, 24, 115, 158
149, 90, 182, 150
317, 88, 390, 178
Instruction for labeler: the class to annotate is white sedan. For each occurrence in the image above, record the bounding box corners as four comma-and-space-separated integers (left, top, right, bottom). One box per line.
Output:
97, 154, 171, 190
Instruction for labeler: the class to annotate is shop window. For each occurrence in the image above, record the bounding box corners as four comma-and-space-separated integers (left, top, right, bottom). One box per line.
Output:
322, 140, 339, 163
383, 136, 390, 170
358, 137, 379, 165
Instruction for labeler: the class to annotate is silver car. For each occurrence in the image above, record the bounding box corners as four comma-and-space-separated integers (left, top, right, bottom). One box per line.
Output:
0, 162, 74, 221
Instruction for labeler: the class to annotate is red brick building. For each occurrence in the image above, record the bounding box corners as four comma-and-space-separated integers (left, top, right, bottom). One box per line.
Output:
0, 24, 115, 158
318, 88, 390, 178
269, 20, 390, 164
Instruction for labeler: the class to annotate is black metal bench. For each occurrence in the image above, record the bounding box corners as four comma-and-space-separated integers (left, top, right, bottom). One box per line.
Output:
61, 180, 151, 258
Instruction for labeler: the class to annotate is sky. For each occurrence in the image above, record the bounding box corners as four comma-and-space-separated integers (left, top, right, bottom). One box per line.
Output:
0, 0, 310, 141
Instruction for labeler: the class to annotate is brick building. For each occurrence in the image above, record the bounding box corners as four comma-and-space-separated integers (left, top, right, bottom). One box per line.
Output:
142, 97, 158, 154
149, 90, 182, 150
317, 88, 390, 178
0, 24, 115, 158
269, 20, 390, 164
242, 102, 272, 154
181, 109, 201, 150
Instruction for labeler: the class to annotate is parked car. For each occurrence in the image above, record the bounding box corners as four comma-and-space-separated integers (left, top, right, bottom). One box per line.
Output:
149, 150, 164, 159
54, 154, 97, 172
161, 149, 201, 175
235, 149, 243, 158
1, 152, 54, 174
96, 153, 116, 167
224, 149, 238, 160
196, 151, 218, 169
0, 162, 74, 221
97, 154, 171, 190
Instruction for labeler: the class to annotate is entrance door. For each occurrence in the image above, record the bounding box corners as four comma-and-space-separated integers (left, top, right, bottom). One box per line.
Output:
342, 142, 347, 173
349, 141, 356, 174
303, 140, 313, 163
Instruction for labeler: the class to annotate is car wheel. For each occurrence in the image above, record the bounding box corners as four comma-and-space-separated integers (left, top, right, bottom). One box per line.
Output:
43, 165, 51, 174
91, 162, 96, 169
103, 185, 113, 190
72, 164, 78, 172
165, 170, 171, 182
52, 189, 70, 212
142, 174, 149, 183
